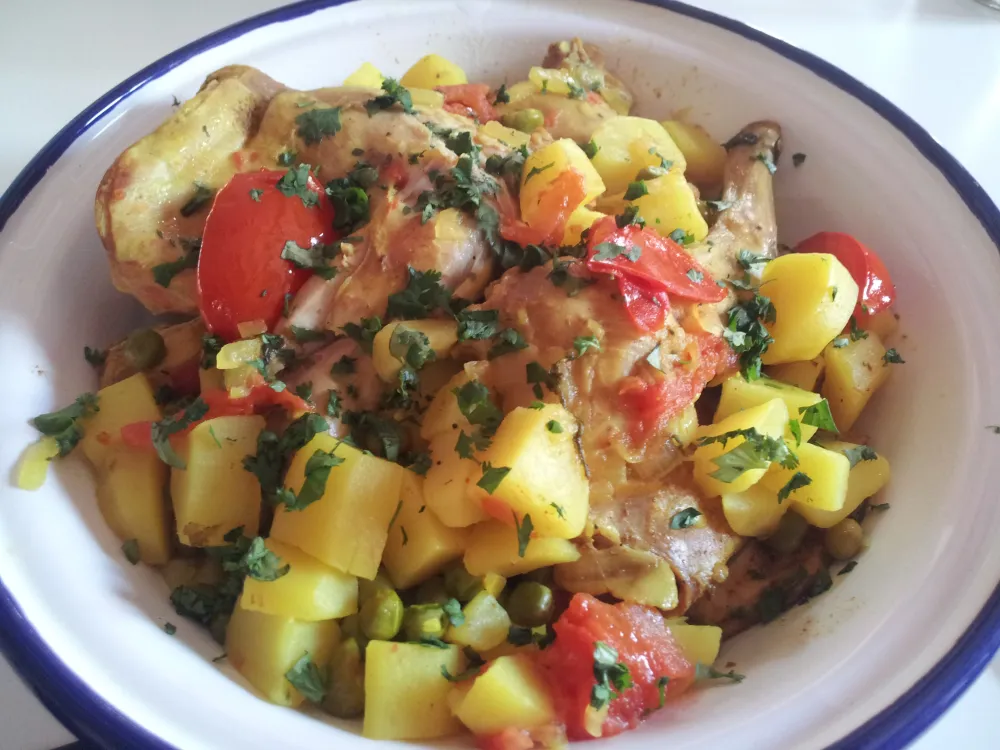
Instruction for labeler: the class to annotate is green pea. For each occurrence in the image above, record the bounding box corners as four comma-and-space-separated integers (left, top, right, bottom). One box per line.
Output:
825, 519, 864, 560
414, 577, 450, 606
502, 108, 545, 134
358, 568, 393, 605
360, 588, 403, 641
322, 637, 365, 719
505, 582, 555, 628
402, 604, 447, 641
444, 565, 483, 603
124, 328, 167, 371
764, 512, 809, 555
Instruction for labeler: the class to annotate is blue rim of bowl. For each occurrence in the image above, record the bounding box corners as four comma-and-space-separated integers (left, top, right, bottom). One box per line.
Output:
1, 0, 999, 747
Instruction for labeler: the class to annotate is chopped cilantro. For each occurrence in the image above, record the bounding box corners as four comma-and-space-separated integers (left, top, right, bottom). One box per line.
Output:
295, 107, 343, 145
513, 511, 533, 557
788, 419, 802, 446
179, 182, 215, 217
457, 308, 500, 340
280, 240, 337, 279
838, 560, 858, 575
276, 164, 320, 208
487, 328, 528, 359
364, 77, 414, 116
163, 622, 177, 635
849, 317, 868, 341
696, 428, 797, 483
275, 448, 344, 511
149, 397, 208, 469
777, 471, 812, 502
249, 188, 263, 202
723, 292, 776, 380
581, 139, 599, 159
478, 462, 511, 494
669, 228, 694, 246
591, 642, 632, 710
754, 152, 777, 174
330, 355, 357, 375
623, 181, 648, 201
288, 325, 327, 343
883, 348, 905, 365
546, 420, 563, 434
341, 316, 383, 353
592, 241, 641, 262
686, 268, 704, 283
695, 664, 745, 683
842, 445, 877, 469
493, 83, 510, 105
670, 507, 702, 529
152, 239, 200, 287
386, 267, 453, 319
524, 162, 554, 183
285, 652, 327, 703
526, 361, 555, 399
573, 335, 600, 356
799, 399, 838, 433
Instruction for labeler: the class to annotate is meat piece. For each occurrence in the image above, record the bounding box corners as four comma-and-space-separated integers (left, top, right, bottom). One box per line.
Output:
100, 318, 205, 393
541, 38, 634, 115
686, 535, 831, 638
280, 338, 381, 429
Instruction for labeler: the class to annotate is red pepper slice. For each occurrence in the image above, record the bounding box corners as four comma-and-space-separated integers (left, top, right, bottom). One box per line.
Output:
586, 216, 726, 304
197, 169, 337, 342
617, 276, 669, 332
794, 231, 896, 324
437, 83, 499, 122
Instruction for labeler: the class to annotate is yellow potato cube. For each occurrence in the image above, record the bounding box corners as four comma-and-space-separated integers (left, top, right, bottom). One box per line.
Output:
410, 88, 446, 108
15, 436, 60, 491
241, 538, 358, 621
664, 619, 723, 666
270, 436, 404, 579
475, 404, 588, 539
363, 641, 466, 740
226, 601, 338, 708
631, 171, 709, 242
97, 447, 171, 564
590, 116, 686, 195
563, 207, 606, 245
382, 473, 469, 589
660, 121, 727, 189
479, 120, 530, 149
421, 370, 475, 440
401, 54, 468, 89
520, 139, 605, 230
721, 482, 788, 538
796, 441, 891, 528
372, 320, 459, 383
527, 66, 584, 97
503, 80, 536, 104
446, 591, 511, 651
765, 358, 826, 392
821, 331, 891, 432
343, 61, 383, 87
170, 416, 264, 546
215, 338, 261, 370
424, 433, 488, 528
760, 253, 859, 364
692, 398, 789, 497
464, 521, 580, 577
715, 374, 823, 443
451, 654, 556, 734
759, 442, 850, 511
81, 373, 162, 467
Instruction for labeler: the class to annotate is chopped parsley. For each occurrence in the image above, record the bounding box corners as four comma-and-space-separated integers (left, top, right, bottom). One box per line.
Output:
695, 664, 745, 683
243, 413, 330, 503
513, 511, 533, 557
592, 241, 641, 263
330, 355, 357, 375
591, 642, 632, 710
723, 292, 775, 380
849, 317, 868, 341
242, 536, 291, 581
179, 182, 215, 217
754, 152, 777, 175
442, 598, 465, 627
163, 622, 177, 635
493, 83, 510, 105
364, 77, 414, 116
453, 380, 503, 437
386, 267, 453, 319
201, 334, 224, 368
616, 205, 645, 228
546, 420, 563, 433
456, 308, 500, 341
838, 560, 858, 575
526, 361, 555, 399
883, 348, 905, 365
842, 445, 877, 469
550, 502, 566, 519
686, 268, 704, 283
524, 162, 555, 184
478, 462, 511, 495
275, 164, 320, 208
548, 257, 593, 297
416, 152, 498, 224
670, 507, 702, 529
623, 181, 648, 201
149, 397, 208, 469
441, 650, 486, 682
582, 139, 600, 158
487, 328, 528, 359
407, 452, 431, 476
777, 471, 812, 502
669, 228, 695, 246
656, 676, 670, 709
325, 162, 377, 233
573, 335, 601, 356
152, 238, 201, 287
275, 448, 344, 511
341, 316, 383, 353
288, 325, 327, 343
280, 240, 337, 279
285, 652, 327, 703
696, 428, 797, 483
343, 411, 405, 461
249, 188, 263, 202
292, 382, 313, 403
295, 107, 343, 145
788, 419, 802, 446
798, 400, 838, 433
831, 337, 850, 348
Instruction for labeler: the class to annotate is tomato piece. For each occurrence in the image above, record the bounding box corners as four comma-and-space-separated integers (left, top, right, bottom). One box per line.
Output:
794, 231, 896, 323
586, 217, 725, 304
501, 170, 586, 248
619, 332, 735, 443
536, 594, 695, 740
197, 169, 337, 341
438, 83, 499, 122
618, 276, 669, 332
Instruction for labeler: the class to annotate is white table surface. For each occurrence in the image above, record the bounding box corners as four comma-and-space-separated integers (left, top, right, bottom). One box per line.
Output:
1, 0, 999, 748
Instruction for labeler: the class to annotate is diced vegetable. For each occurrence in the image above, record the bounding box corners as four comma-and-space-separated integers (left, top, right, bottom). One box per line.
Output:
343, 62, 383, 87
382, 473, 469, 589
527, 66, 585, 97
270, 435, 404, 579
554, 546, 678, 610
664, 618, 723, 666
464, 521, 581, 577
520, 139, 605, 229
446, 590, 511, 651
764, 358, 825, 392
628, 170, 708, 242
225, 600, 338, 707
660, 121, 727, 188
170, 416, 265, 546
502, 80, 536, 104
505, 581, 555, 627
475, 404, 588, 539
563, 206, 605, 245
80, 373, 162, 467
479, 120, 531, 149
96, 448, 171, 564
720, 482, 787, 537
241, 538, 359, 621
760, 253, 859, 364
424, 433, 488, 528
420, 370, 475, 440
759, 442, 850, 511
409, 88, 446, 108
821, 331, 891, 432
15, 436, 60, 491
450, 654, 556, 735
795, 440, 891, 528
372, 320, 458, 383
215, 339, 261, 370
692, 398, 789, 497
359, 588, 404, 641
715, 374, 823, 443
400, 54, 468, 88
589, 117, 686, 196
363, 641, 466, 740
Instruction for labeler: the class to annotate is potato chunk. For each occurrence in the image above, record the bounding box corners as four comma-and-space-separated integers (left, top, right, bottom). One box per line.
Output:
170, 416, 264, 546
520, 139, 604, 230
464, 521, 580, 577
450, 654, 556, 735
721, 482, 788, 537
629, 170, 708, 241
363, 641, 466, 740
589, 116, 686, 195
446, 591, 511, 651
97, 448, 171, 564
372, 320, 458, 383
421, 370, 475, 440
821, 331, 891, 432
226, 600, 338, 707
692, 398, 789, 497
760, 253, 859, 364
241, 538, 358, 621
759, 442, 851, 511
81, 373, 162, 467
664, 619, 723, 666
795, 441, 891, 528
343, 62, 383, 87
475, 404, 588, 539
270, 436, 404, 579
382, 473, 469, 589
401, 54, 467, 88
765, 358, 825, 392
715, 374, 823, 443
424, 432, 488, 528
660, 121, 727, 189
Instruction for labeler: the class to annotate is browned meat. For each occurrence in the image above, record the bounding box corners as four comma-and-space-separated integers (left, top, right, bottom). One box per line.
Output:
686, 535, 831, 638
541, 38, 634, 115
99, 318, 205, 391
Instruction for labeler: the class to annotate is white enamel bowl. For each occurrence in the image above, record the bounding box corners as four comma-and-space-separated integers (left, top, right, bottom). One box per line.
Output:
1, 1, 999, 748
